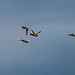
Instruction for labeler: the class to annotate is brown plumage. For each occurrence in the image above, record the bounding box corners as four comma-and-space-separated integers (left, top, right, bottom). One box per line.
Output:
68, 33, 75, 37
18, 39, 30, 43
22, 26, 29, 35
30, 30, 41, 37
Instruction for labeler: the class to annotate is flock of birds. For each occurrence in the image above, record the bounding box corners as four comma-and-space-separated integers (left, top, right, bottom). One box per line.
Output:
18, 26, 41, 43
17, 26, 75, 43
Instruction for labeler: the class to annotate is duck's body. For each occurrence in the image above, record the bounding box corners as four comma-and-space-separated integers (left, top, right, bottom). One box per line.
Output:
18, 39, 30, 43
30, 33, 38, 37
69, 33, 75, 37
22, 26, 29, 35
30, 30, 41, 37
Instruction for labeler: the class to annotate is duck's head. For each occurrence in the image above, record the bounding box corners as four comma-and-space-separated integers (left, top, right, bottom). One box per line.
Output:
68, 33, 73, 36
30, 33, 33, 35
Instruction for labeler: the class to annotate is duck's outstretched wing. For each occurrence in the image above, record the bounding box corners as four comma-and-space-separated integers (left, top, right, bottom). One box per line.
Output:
26, 30, 28, 35
36, 31, 41, 35
26, 28, 29, 35
31, 30, 35, 34
22, 26, 29, 35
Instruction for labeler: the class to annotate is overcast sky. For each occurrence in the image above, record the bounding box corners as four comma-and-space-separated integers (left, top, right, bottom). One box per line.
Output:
0, 0, 75, 75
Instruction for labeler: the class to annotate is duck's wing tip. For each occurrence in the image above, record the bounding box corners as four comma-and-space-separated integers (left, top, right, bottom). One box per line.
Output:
36, 31, 41, 34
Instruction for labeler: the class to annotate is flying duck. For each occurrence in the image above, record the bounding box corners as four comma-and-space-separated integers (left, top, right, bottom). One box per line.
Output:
68, 33, 75, 37
18, 39, 30, 43
30, 30, 41, 37
22, 26, 29, 35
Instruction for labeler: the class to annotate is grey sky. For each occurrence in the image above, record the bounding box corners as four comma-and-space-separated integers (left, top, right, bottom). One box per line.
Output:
0, 0, 75, 75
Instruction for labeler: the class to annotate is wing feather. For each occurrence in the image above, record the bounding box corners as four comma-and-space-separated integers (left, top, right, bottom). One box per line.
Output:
31, 30, 35, 34
35, 31, 41, 35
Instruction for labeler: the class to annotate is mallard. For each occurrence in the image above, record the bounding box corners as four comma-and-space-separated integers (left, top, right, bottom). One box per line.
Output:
22, 26, 29, 35
18, 39, 30, 43
68, 33, 75, 37
30, 30, 41, 37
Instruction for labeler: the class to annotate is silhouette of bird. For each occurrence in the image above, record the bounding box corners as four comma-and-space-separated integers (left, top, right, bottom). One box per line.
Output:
18, 39, 30, 43
21, 26, 29, 35
30, 30, 41, 37
68, 33, 75, 37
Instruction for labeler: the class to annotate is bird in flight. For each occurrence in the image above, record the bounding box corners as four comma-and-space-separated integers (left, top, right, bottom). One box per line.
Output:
21, 26, 29, 35
18, 39, 30, 43
68, 33, 75, 37
30, 30, 41, 37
